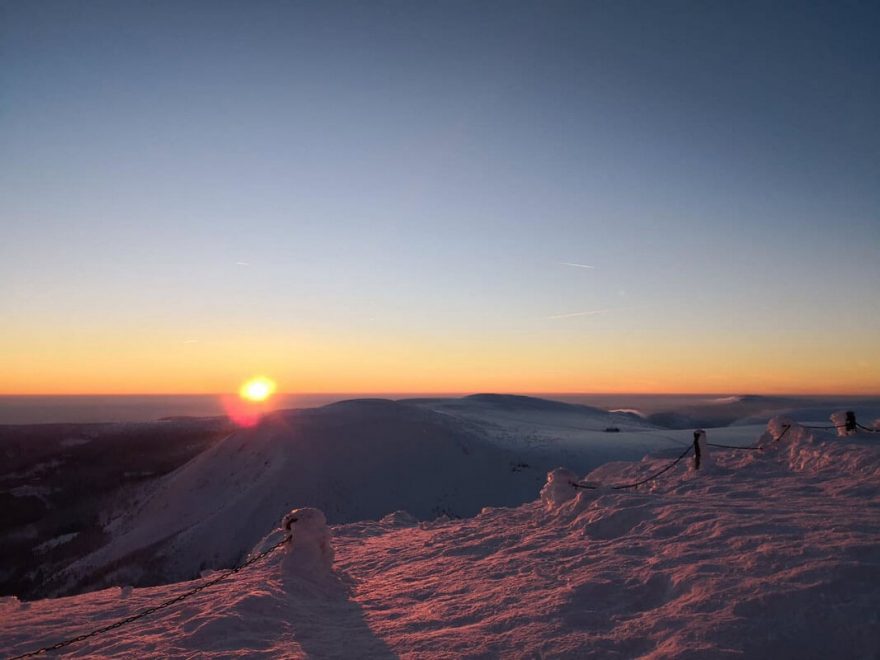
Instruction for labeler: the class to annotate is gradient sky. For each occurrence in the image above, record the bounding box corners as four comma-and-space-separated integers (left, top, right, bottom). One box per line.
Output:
2, 1, 879, 395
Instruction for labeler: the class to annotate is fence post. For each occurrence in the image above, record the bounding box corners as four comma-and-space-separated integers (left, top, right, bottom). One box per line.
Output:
693, 429, 708, 470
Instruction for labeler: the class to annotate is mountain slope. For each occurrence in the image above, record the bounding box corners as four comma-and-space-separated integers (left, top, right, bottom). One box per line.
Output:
53, 397, 679, 595
407, 393, 665, 458
54, 400, 535, 592
3, 421, 879, 659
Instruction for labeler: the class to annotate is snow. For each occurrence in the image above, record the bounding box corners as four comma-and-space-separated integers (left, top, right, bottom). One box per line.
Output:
250, 508, 335, 577
8, 484, 54, 506
60, 437, 92, 448
708, 396, 744, 404
609, 407, 646, 417
2, 421, 879, 659
34, 533, 79, 554
281, 509, 334, 576
8, 485, 52, 499
53, 398, 682, 595
409, 394, 663, 459
539, 467, 582, 508
831, 410, 852, 437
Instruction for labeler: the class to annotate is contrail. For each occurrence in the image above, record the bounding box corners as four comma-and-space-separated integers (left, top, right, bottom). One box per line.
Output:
546, 309, 610, 320
559, 262, 595, 270
235, 261, 250, 266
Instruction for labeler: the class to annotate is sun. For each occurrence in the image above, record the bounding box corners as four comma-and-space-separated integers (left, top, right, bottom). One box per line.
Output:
239, 376, 277, 402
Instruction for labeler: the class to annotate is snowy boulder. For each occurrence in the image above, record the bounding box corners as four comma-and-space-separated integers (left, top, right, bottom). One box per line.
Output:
282, 508, 334, 575
540, 468, 582, 508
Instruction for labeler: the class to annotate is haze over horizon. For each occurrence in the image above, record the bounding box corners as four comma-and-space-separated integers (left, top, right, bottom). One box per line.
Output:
2, 1, 879, 396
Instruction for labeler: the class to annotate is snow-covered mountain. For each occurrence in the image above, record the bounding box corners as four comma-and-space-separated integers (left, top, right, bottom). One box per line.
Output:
53, 397, 674, 595
408, 393, 660, 453
643, 394, 880, 429
3, 420, 878, 659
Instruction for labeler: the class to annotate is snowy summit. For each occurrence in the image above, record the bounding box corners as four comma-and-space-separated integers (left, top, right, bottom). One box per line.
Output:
2, 418, 879, 659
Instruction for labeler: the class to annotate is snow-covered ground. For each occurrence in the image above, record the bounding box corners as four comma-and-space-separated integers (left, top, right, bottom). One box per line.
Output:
409, 394, 667, 459
51, 397, 682, 596
3, 421, 878, 659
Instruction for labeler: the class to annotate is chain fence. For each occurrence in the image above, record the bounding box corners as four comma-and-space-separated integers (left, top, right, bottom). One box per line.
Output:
8, 536, 290, 659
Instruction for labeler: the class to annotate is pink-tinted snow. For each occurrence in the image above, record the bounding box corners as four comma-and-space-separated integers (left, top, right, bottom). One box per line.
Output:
2, 422, 879, 659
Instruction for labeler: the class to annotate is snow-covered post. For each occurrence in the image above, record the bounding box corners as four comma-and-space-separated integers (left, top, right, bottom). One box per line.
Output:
279, 508, 334, 577
540, 468, 582, 508
692, 429, 709, 470
759, 416, 795, 446
831, 411, 856, 437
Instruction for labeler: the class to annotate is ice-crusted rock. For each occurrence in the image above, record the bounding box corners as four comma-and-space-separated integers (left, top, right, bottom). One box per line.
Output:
540, 468, 582, 508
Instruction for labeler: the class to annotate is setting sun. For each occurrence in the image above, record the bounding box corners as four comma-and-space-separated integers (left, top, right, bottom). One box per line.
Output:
239, 376, 276, 402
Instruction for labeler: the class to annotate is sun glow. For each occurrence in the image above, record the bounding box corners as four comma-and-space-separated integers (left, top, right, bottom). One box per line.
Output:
239, 376, 276, 402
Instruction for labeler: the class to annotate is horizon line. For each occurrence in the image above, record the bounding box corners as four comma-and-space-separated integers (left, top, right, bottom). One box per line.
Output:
2, 390, 878, 398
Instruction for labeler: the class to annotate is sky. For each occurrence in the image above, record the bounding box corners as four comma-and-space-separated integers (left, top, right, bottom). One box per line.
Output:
1, 0, 879, 395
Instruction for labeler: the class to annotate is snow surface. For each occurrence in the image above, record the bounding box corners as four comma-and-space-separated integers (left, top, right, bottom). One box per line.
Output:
34, 533, 79, 554
52, 398, 682, 595
3, 422, 879, 659
409, 394, 662, 457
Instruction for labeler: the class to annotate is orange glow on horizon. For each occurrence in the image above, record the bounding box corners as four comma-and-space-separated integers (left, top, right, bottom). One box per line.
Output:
1, 327, 878, 397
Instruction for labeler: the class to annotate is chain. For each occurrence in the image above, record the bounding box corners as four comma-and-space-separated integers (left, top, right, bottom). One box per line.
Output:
8, 536, 290, 659
571, 444, 694, 491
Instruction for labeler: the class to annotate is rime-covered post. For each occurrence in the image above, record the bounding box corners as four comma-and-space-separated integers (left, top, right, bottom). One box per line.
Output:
540, 468, 582, 508
249, 507, 334, 580
831, 410, 857, 437
693, 429, 708, 470
845, 411, 857, 434
281, 508, 334, 575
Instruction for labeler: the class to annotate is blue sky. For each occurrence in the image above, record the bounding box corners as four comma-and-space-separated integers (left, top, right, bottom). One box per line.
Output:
1, 1, 878, 394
